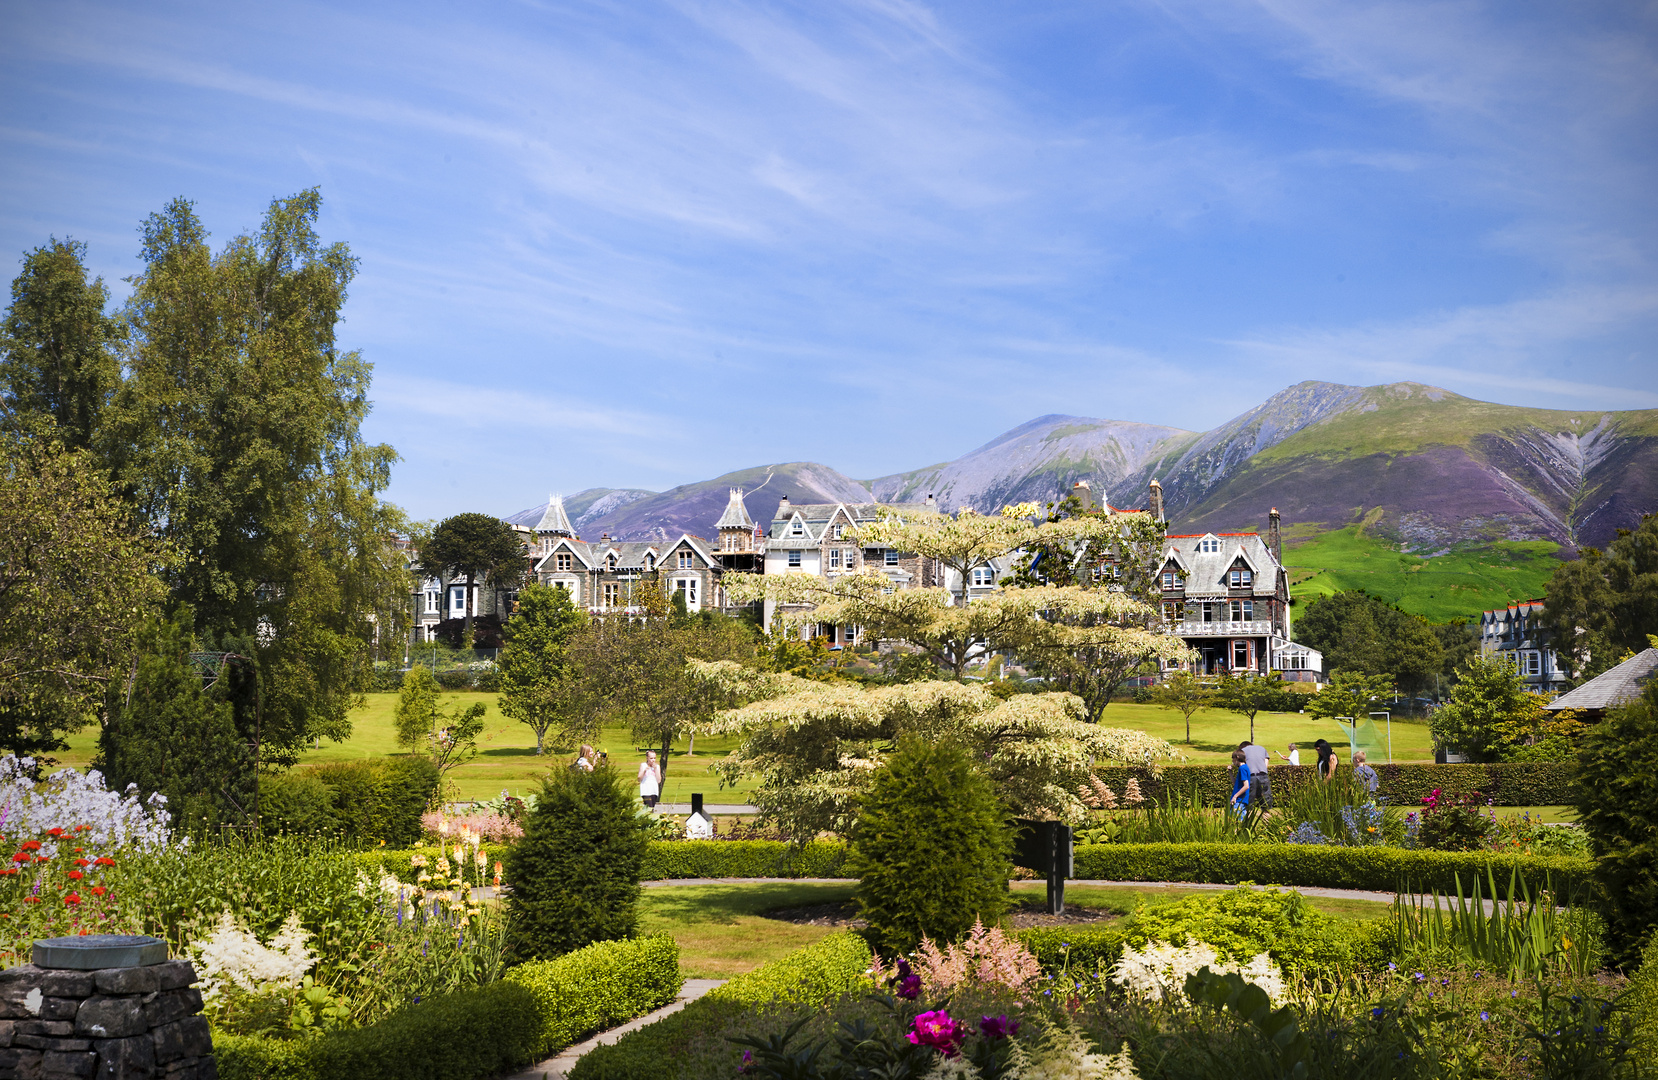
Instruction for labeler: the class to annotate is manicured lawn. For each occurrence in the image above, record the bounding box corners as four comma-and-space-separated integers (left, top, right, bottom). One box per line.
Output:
645, 881, 1396, 978
1092, 703, 1435, 764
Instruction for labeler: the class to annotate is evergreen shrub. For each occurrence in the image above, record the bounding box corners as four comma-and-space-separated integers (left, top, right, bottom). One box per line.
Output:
504, 934, 682, 1056
434, 669, 472, 690
505, 763, 652, 960
846, 738, 1013, 954
1577, 680, 1658, 963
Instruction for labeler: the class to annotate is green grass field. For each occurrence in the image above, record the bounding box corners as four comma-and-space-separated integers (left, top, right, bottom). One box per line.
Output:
1092, 703, 1435, 764
646, 881, 1395, 976
1284, 524, 1560, 624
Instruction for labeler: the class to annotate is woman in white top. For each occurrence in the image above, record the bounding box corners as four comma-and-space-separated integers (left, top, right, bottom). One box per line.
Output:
1276, 742, 1300, 766
637, 750, 662, 809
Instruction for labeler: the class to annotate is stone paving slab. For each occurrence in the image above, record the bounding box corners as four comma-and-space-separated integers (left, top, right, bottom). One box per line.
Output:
502, 978, 726, 1080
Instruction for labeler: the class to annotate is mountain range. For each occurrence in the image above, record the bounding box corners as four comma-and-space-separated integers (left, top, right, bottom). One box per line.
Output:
506, 381, 1658, 559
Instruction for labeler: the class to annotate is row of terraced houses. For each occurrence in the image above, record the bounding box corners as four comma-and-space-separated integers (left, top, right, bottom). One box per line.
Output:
410, 480, 1328, 680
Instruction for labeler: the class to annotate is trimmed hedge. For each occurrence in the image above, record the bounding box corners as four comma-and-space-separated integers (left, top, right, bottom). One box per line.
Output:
1091, 762, 1575, 808
260, 757, 440, 847
1015, 926, 1125, 975
1071, 842, 1593, 896
569, 932, 872, 1080
215, 936, 680, 1080
641, 839, 849, 880
505, 935, 683, 1056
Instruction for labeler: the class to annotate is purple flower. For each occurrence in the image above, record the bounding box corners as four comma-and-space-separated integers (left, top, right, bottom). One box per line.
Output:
979, 1015, 1018, 1041
908, 1010, 968, 1056
1480, 1012, 1490, 1022
1372, 1007, 1385, 1019
738, 1049, 752, 1074
896, 974, 922, 1000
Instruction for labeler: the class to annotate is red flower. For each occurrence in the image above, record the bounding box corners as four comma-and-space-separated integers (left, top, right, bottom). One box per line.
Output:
0, 869, 16, 877
23, 896, 40, 904
11, 852, 28, 864
73, 848, 84, 855
74, 859, 89, 868
75, 825, 91, 832
21, 841, 41, 852
47, 828, 63, 838
63, 893, 81, 906
66, 870, 83, 882
93, 858, 114, 867
90, 886, 107, 898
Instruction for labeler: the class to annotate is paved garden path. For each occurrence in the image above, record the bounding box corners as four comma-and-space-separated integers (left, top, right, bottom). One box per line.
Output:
502, 977, 726, 1080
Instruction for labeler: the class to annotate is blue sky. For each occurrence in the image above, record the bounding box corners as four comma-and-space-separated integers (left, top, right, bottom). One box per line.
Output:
2, 0, 1655, 520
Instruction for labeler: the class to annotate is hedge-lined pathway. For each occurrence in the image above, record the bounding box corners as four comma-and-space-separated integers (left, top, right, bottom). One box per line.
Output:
502, 978, 726, 1080
639, 877, 1399, 902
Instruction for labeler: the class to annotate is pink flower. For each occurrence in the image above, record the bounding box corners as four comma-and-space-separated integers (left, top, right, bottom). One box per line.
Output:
907, 1010, 967, 1055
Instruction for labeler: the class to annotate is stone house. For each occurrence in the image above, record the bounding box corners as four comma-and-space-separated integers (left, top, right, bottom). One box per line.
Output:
1478, 599, 1569, 693
525, 495, 722, 614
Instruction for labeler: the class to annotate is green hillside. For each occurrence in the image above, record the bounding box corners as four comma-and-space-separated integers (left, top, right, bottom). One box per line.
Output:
1284, 524, 1561, 623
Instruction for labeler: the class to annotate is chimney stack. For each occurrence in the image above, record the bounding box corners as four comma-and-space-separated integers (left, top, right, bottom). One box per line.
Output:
1072, 480, 1094, 511
777, 495, 790, 511
1148, 478, 1165, 523
1268, 507, 1282, 565
924, 493, 936, 509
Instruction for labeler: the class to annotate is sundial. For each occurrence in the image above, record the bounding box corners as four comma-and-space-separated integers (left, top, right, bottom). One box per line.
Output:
32, 934, 167, 970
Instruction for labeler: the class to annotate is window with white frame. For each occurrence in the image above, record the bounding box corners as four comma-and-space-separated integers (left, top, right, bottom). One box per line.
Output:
1522, 650, 1542, 676
602, 583, 620, 607
832, 524, 843, 540
1162, 570, 1184, 591
555, 552, 572, 571
1229, 599, 1253, 621
885, 550, 899, 566
645, 554, 656, 571
1163, 601, 1184, 621
676, 578, 698, 609
791, 518, 804, 535
448, 586, 466, 617
678, 550, 693, 569
829, 549, 841, 569
844, 548, 856, 568
843, 625, 856, 644
1229, 568, 1253, 587
971, 566, 995, 586
1232, 640, 1251, 668
788, 550, 801, 567
1198, 538, 1221, 553
424, 589, 440, 614
606, 554, 617, 570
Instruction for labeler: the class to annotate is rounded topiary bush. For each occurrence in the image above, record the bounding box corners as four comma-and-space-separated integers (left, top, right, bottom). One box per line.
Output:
505, 763, 652, 960
846, 738, 1012, 955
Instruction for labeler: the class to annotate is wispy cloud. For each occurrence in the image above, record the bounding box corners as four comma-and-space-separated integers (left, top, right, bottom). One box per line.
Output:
372, 374, 668, 438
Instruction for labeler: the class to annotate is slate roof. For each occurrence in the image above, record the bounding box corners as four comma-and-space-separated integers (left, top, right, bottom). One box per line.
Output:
715, 488, 755, 530
1545, 648, 1658, 712
532, 494, 575, 536
532, 534, 715, 574
1161, 532, 1277, 598
768, 502, 901, 541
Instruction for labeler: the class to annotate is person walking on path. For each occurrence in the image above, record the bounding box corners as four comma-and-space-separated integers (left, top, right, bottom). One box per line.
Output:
1314, 738, 1339, 781
1241, 740, 1272, 807
637, 750, 662, 809
1352, 750, 1379, 796
1229, 749, 1251, 818
1275, 742, 1300, 767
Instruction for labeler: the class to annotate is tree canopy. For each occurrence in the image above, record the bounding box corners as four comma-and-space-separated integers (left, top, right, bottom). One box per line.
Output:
1293, 590, 1445, 694
497, 583, 588, 754
418, 512, 527, 640
1542, 513, 1658, 680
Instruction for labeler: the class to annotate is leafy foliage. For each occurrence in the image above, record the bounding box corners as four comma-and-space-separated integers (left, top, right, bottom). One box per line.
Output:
1543, 512, 1658, 679
497, 583, 588, 753
1293, 589, 1446, 694
1576, 678, 1658, 963
1428, 653, 1573, 762
1146, 671, 1212, 744
1212, 671, 1294, 742
259, 757, 439, 846
1305, 670, 1396, 724
846, 739, 1013, 954
417, 512, 527, 639
0, 432, 166, 755
505, 763, 652, 961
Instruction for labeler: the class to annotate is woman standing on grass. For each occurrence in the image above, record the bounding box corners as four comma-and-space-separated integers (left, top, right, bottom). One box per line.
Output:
1230, 748, 1251, 818
637, 750, 662, 810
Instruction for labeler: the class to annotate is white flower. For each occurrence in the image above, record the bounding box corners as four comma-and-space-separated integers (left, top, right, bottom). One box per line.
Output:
189, 911, 315, 1004
1110, 941, 1285, 1004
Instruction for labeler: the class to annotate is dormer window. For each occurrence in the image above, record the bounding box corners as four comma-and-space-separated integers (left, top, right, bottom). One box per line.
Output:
1162, 570, 1185, 591
971, 567, 995, 587
606, 554, 617, 570
1198, 537, 1221, 554
1229, 568, 1253, 587
791, 518, 804, 536
555, 552, 572, 572
646, 554, 656, 571
832, 524, 844, 540
678, 550, 693, 569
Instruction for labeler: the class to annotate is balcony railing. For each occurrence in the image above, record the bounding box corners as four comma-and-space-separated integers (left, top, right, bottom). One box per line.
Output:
1170, 619, 1276, 637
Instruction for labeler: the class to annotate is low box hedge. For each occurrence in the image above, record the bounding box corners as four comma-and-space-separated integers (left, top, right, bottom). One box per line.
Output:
569, 931, 873, 1080
640, 839, 849, 880
1071, 842, 1593, 896
1091, 762, 1575, 808
215, 936, 680, 1080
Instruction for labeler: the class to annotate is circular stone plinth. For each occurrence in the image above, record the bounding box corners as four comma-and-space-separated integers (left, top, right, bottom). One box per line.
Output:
32, 935, 168, 970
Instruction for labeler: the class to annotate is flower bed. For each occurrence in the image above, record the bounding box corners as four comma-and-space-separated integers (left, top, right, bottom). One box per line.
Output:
1071, 841, 1593, 895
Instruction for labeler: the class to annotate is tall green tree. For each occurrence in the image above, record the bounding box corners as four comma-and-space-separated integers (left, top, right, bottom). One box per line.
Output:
102, 191, 407, 770
1543, 514, 1658, 680
0, 238, 121, 450
417, 513, 526, 642
1147, 671, 1213, 745
1213, 670, 1291, 743
1294, 590, 1444, 695
1428, 654, 1550, 763
1305, 671, 1397, 725
0, 433, 166, 755
98, 608, 252, 829
497, 584, 587, 754
1576, 678, 1658, 964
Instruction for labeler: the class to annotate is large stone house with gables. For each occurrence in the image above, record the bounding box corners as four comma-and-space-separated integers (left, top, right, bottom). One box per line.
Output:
525, 495, 723, 615
1156, 507, 1322, 680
